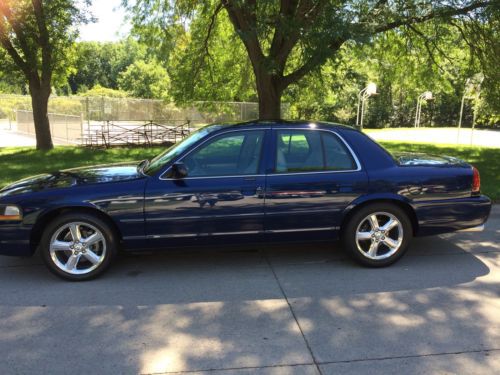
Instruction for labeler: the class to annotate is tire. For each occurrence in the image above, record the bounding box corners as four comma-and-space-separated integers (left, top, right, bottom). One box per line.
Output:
40, 213, 117, 281
342, 203, 413, 267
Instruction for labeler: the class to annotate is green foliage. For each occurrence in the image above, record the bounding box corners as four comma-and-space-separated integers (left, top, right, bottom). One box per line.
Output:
68, 38, 147, 93
284, 23, 499, 128
0, 94, 84, 119
125, 0, 497, 123
0, 0, 90, 88
79, 85, 129, 98
0, 95, 31, 120
47, 97, 82, 115
169, 10, 256, 104
118, 60, 171, 100
0, 50, 26, 94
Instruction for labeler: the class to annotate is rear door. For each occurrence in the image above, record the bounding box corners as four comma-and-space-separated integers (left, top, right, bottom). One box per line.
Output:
264, 128, 368, 237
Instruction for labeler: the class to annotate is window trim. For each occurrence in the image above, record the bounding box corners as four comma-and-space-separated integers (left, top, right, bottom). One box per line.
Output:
159, 128, 268, 180
270, 128, 362, 176
159, 127, 362, 180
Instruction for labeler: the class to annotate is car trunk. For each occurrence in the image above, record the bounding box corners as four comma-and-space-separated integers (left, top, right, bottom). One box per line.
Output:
392, 152, 467, 166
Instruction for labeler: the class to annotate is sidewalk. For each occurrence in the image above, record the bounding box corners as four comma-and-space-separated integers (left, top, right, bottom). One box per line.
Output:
0, 129, 67, 147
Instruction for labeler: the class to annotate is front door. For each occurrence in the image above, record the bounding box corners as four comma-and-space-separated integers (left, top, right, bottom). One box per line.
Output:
264, 128, 368, 238
145, 129, 268, 245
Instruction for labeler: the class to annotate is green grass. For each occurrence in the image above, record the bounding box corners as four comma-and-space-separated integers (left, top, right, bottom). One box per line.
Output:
0, 146, 164, 189
1, 142, 499, 201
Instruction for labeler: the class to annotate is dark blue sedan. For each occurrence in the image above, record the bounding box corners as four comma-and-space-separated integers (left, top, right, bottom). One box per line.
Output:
0, 121, 492, 280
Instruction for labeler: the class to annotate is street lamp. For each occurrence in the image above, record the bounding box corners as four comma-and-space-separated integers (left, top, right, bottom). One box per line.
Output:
414, 91, 433, 128
457, 73, 484, 144
356, 82, 377, 130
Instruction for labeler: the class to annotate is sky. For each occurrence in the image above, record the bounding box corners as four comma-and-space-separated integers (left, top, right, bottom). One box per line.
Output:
78, 0, 131, 42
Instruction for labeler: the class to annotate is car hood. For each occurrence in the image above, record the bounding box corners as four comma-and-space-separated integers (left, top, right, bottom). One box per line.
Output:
393, 152, 468, 166
0, 162, 144, 197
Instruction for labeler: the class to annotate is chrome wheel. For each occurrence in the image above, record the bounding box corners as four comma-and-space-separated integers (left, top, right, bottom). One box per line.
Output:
355, 212, 403, 260
49, 222, 107, 275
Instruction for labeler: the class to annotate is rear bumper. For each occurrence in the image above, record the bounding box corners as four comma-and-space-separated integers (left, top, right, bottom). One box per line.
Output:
0, 224, 33, 256
413, 195, 492, 236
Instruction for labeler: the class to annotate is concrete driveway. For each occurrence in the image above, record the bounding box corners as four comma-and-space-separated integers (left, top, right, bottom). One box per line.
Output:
0, 207, 498, 374
0, 129, 68, 147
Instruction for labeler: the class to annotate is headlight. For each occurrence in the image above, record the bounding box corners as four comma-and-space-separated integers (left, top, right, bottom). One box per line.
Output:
0, 205, 23, 221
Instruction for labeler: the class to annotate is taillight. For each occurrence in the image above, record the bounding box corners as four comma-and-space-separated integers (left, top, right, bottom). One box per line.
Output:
472, 166, 480, 194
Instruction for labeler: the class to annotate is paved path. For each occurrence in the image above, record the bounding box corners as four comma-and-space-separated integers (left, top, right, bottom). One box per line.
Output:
0, 129, 37, 147
366, 127, 500, 148
0, 129, 68, 147
0, 207, 499, 374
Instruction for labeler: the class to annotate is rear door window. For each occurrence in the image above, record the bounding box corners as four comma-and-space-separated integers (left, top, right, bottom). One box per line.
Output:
275, 130, 356, 173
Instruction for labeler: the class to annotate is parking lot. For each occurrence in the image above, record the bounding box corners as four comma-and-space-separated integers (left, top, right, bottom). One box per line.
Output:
0, 206, 498, 374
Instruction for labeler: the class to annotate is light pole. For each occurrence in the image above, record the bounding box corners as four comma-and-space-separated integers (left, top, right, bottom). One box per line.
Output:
457, 73, 484, 144
356, 82, 377, 130
414, 91, 433, 128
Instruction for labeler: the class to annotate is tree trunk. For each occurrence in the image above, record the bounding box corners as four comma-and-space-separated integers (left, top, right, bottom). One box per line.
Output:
29, 80, 53, 150
256, 74, 283, 120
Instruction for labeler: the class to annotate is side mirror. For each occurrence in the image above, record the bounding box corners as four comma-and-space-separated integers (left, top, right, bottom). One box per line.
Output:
171, 162, 188, 179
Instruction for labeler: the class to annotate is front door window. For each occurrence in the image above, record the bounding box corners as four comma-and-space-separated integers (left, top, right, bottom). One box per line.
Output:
183, 130, 265, 177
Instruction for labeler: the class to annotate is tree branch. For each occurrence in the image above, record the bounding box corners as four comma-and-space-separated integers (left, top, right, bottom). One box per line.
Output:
281, 37, 344, 88
32, 0, 52, 84
222, 0, 264, 71
269, 0, 299, 60
0, 21, 30, 76
282, 1, 492, 90
269, 0, 327, 73
371, 1, 492, 34
192, 2, 224, 84
0, 2, 38, 67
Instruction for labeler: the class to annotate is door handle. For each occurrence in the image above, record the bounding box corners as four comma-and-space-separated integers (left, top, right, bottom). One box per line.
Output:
256, 186, 264, 198
243, 177, 256, 182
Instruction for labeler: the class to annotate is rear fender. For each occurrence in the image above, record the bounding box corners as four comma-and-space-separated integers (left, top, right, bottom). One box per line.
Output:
341, 193, 418, 235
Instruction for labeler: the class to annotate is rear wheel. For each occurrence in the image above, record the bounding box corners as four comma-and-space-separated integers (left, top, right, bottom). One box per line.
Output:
342, 203, 413, 267
40, 213, 117, 281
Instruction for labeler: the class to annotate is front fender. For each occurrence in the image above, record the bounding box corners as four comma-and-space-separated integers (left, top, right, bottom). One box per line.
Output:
23, 201, 103, 226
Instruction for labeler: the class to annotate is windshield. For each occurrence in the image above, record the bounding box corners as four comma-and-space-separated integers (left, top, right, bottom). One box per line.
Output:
143, 126, 219, 175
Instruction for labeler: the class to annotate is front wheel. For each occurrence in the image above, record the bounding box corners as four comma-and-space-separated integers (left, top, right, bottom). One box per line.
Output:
342, 203, 413, 267
40, 213, 117, 281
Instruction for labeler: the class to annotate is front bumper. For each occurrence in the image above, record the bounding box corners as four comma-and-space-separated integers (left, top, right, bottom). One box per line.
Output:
413, 195, 492, 236
0, 223, 33, 256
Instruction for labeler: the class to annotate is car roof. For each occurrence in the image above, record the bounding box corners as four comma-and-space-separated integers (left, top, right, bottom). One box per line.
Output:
203, 120, 358, 133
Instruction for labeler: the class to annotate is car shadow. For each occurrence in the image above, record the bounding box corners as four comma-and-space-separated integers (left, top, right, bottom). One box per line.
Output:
0, 234, 492, 306
0, 233, 497, 374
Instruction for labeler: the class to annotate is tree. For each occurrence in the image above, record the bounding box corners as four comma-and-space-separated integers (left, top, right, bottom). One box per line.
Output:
168, 11, 256, 104
127, 0, 494, 120
68, 38, 147, 94
0, 0, 89, 150
118, 60, 171, 99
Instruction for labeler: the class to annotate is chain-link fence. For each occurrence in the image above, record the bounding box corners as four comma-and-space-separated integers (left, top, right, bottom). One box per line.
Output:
0, 94, 288, 124
79, 97, 266, 124
2, 94, 288, 145
16, 110, 83, 144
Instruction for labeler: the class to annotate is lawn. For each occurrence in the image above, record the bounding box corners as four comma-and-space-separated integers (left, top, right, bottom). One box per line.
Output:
1, 142, 499, 201
0, 146, 164, 189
